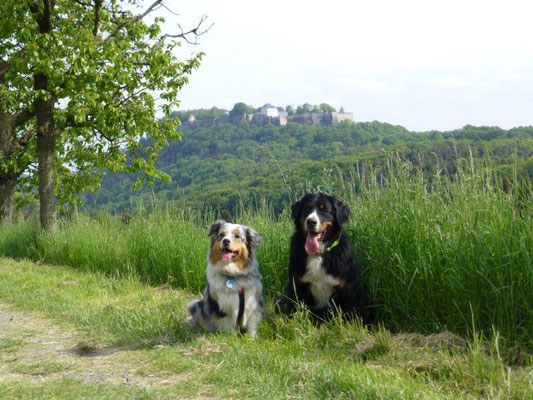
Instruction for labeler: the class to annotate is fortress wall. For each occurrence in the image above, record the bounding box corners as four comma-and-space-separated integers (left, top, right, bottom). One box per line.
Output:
331, 112, 353, 125
181, 111, 353, 130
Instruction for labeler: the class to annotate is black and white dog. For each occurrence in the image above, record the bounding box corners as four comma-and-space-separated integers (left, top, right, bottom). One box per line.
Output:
275, 193, 370, 322
187, 220, 264, 337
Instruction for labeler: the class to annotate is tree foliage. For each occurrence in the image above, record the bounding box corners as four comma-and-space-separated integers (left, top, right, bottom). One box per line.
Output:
0, 0, 206, 228
229, 102, 256, 117
294, 103, 336, 114
171, 107, 227, 122
319, 103, 336, 112
285, 105, 294, 115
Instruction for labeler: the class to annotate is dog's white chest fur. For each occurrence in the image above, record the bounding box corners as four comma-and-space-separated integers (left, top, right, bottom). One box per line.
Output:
302, 255, 339, 308
205, 263, 263, 336
211, 276, 257, 314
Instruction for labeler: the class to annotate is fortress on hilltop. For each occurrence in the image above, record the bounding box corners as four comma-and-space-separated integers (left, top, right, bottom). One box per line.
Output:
181, 103, 353, 129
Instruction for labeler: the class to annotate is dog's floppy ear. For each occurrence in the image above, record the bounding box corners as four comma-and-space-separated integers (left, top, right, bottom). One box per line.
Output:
208, 220, 225, 238
333, 197, 350, 225
290, 196, 304, 221
246, 227, 262, 249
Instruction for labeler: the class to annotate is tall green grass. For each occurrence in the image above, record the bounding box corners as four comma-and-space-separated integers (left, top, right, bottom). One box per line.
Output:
344, 160, 532, 345
0, 202, 293, 297
0, 159, 531, 346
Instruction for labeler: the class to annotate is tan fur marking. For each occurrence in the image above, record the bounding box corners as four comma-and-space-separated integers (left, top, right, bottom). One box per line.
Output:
320, 221, 333, 232
209, 239, 223, 264
232, 241, 249, 270
337, 278, 346, 288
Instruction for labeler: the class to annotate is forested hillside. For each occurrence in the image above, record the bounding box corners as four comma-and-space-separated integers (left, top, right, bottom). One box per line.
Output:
85, 119, 533, 212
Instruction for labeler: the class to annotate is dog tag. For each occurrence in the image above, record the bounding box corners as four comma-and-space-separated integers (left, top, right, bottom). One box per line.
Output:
226, 279, 235, 289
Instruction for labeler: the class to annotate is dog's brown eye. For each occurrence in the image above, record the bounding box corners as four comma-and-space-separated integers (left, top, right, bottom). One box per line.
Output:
235, 234, 241, 239
319, 204, 325, 210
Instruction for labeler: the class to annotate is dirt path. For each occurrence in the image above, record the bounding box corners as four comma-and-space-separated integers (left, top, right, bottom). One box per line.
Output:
0, 302, 185, 388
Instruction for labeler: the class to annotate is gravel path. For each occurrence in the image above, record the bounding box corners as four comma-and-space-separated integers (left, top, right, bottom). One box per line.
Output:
0, 302, 185, 388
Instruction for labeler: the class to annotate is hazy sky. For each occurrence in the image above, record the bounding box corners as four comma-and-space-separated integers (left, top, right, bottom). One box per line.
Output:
157, 0, 533, 131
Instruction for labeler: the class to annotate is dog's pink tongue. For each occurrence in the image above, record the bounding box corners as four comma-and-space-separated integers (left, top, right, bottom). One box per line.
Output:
221, 252, 233, 262
305, 233, 319, 256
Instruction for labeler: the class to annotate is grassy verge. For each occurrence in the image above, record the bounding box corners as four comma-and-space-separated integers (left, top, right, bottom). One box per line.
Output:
0, 258, 532, 399
0, 161, 532, 347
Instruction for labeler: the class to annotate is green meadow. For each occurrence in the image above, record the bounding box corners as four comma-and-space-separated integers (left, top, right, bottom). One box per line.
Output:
1, 161, 532, 347
0, 161, 532, 398
0, 258, 532, 399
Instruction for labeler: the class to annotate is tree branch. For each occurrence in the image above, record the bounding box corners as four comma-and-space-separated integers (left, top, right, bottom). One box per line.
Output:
63, 113, 94, 129
93, 0, 102, 36
117, 88, 149, 108
93, 126, 115, 144
157, 15, 212, 46
101, 0, 164, 44
19, 128, 36, 147
0, 58, 9, 80
61, 114, 116, 145
14, 108, 35, 128
33, 0, 55, 33
159, 3, 180, 16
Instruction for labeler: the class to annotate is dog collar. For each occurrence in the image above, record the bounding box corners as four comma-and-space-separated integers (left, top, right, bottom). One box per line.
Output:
325, 237, 340, 252
226, 279, 245, 295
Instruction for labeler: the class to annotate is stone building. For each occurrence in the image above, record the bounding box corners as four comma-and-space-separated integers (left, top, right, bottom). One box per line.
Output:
258, 103, 280, 117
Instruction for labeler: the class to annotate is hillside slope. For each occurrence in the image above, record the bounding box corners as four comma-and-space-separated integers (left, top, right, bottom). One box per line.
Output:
85, 121, 533, 212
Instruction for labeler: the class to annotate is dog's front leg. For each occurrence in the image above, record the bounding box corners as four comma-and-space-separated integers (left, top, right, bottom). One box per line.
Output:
244, 308, 260, 338
275, 277, 311, 314
241, 291, 261, 337
241, 292, 256, 329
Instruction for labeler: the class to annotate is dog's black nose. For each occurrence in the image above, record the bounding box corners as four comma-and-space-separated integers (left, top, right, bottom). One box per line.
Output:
222, 238, 230, 247
307, 218, 317, 228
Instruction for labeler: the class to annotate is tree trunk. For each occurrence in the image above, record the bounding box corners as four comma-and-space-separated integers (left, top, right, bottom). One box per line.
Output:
0, 112, 33, 225
33, 0, 57, 232
0, 114, 17, 224
37, 132, 56, 231
0, 175, 16, 223
35, 72, 57, 231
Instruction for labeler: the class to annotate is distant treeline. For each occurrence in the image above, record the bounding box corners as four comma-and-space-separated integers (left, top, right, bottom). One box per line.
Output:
84, 120, 533, 213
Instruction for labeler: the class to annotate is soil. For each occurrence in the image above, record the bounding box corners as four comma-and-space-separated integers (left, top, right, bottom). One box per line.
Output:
0, 302, 185, 388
